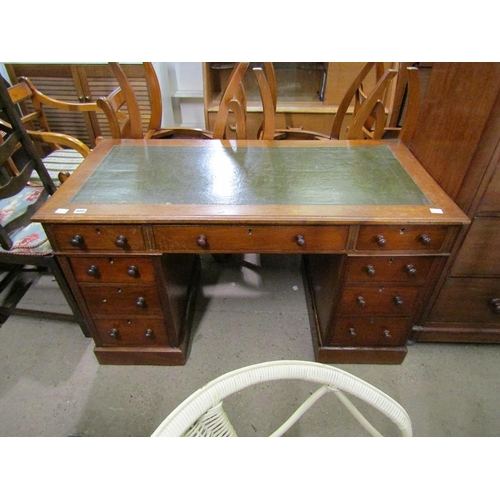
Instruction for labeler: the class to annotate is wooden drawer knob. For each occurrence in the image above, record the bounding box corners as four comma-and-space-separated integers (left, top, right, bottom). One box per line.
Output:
136, 296, 146, 308
109, 328, 119, 338
296, 235, 305, 247
86, 265, 100, 277
419, 234, 431, 245
115, 235, 128, 248
375, 235, 386, 247
127, 265, 139, 277
365, 265, 376, 276
70, 234, 85, 247
488, 298, 500, 314
196, 235, 208, 248
356, 296, 366, 307
393, 296, 404, 306
405, 264, 417, 276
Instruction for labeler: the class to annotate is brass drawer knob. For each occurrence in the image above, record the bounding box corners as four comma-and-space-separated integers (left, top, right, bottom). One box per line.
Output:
356, 296, 366, 307
70, 234, 85, 247
405, 264, 417, 276
488, 298, 500, 314
393, 296, 404, 306
110, 328, 119, 338
136, 296, 146, 308
375, 235, 386, 247
296, 234, 305, 247
86, 265, 100, 277
365, 265, 376, 276
144, 328, 154, 339
196, 235, 208, 248
127, 265, 139, 277
115, 235, 128, 248
419, 234, 431, 245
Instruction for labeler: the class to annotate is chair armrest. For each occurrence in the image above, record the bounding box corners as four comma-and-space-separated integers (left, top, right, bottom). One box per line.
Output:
27, 130, 91, 157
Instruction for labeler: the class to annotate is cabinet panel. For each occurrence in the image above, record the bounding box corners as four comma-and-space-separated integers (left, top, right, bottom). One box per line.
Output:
451, 219, 500, 276
429, 278, 500, 324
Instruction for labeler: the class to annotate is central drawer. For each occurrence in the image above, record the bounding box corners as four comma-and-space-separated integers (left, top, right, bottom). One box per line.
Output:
154, 225, 349, 253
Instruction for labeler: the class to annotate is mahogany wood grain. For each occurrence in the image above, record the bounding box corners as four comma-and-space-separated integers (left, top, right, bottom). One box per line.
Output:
331, 317, 409, 346
94, 317, 168, 346
345, 256, 433, 283
428, 277, 500, 324
153, 224, 349, 253
68, 256, 156, 283
410, 63, 500, 201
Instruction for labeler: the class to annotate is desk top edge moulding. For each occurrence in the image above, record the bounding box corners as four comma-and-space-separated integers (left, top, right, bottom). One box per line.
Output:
33, 139, 469, 366
34, 139, 469, 227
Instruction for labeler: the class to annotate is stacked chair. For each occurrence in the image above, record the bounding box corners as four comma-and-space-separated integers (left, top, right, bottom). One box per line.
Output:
0, 77, 88, 331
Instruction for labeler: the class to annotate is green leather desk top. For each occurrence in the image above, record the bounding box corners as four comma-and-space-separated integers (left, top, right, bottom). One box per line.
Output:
71, 144, 429, 206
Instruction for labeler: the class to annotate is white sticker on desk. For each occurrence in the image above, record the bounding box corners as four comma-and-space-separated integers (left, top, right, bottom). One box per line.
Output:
55, 208, 69, 214
430, 208, 444, 214
73, 208, 87, 214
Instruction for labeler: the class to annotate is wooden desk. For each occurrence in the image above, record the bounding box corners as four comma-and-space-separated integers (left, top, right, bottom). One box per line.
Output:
34, 139, 469, 365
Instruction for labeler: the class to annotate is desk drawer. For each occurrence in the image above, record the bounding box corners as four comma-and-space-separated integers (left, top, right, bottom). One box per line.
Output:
429, 277, 500, 324
50, 224, 146, 251
68, 257, 155, 283
80, 285, 162, 315
95, 318, 168, 346
154, 225, 348, 253
356, 225, 447, 251
331, 317, 409, 346
339, 285, 421, 315
346, 256, 433, 283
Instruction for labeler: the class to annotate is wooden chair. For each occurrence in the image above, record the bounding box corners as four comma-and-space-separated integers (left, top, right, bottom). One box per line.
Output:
0, 77, 89, 330
99, 62, 269, 141
261, 62, 419, 143
3, 75, 99, 183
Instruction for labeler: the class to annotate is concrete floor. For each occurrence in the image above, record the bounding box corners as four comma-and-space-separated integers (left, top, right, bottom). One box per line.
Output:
1, 253, 500, 438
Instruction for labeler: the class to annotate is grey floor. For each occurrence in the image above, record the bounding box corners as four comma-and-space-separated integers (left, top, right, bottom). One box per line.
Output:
1, 253, 500, 438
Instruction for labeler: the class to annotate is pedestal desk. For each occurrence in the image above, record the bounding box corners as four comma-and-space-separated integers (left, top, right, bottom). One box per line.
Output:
33, 139, 469, 365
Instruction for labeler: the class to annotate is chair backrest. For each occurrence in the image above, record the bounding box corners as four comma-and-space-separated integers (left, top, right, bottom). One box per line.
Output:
151, 360, 413, 437
254, 62, 277, 140
97, 62, 144, 139
0, 77, 56, 249
329, 62, 394, 140
211, 62, 251, 140
388, 65, 421, 145
5, 77, 97, 157
345, 68, 398, 140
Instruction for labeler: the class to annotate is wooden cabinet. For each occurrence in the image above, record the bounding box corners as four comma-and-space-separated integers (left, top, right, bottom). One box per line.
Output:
203, 62, 400, 138
410, 62, 500, 343
5, 63, 152, 148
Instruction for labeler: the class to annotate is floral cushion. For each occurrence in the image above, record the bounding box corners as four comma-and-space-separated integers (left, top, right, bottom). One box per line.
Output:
0, 186, 45, 226
0, 222, 52, 255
